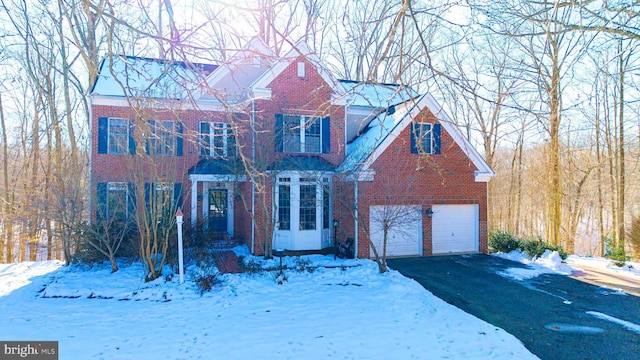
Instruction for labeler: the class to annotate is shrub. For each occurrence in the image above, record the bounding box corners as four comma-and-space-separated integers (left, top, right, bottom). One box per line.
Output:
193, 263, 222, 294
489, 230, 522, 253
237, 256, 263, 274
607, 247, 628, 267
521, 236, 568, 260
294, 257, 314, 273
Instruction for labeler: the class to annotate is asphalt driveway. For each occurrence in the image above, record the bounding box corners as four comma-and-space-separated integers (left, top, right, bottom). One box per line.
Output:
388, 255, 640, 360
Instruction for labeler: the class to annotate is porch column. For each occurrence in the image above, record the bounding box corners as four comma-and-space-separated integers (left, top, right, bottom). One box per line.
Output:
191, 179, 198, 227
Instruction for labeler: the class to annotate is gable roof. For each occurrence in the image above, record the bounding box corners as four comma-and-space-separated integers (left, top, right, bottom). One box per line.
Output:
338, 95, 495, 182
91, 55, 217, 99
339, 80, 419, 108
250, 41, 346, 101
197, 37, 276, 103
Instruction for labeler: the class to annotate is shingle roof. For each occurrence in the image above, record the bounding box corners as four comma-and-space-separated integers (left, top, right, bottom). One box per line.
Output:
91, 56, 218, 99
268, 156, 336, 172
188, 158, 242, 175
339, 80, 419, 108
337, 97, 421, 172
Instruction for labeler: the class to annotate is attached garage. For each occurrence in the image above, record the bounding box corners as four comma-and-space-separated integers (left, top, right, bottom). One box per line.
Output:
432, 204, 479, 254
369, 205, 422, 257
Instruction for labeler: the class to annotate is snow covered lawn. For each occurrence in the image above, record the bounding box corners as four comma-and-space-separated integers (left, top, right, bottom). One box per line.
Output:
0, 254, 538, 359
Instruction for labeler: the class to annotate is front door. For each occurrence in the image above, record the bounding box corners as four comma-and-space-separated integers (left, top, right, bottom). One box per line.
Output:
208, 189, 228, 233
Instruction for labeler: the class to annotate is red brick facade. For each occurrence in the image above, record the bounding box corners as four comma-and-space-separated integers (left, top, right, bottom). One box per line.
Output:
90, 48, 490, 259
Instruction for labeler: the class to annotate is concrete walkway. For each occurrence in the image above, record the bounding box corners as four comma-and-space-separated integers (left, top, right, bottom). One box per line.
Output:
567, 261, 640, 296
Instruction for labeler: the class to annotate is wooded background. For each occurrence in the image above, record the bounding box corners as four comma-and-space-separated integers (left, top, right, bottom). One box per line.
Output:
1, 0, 639, 263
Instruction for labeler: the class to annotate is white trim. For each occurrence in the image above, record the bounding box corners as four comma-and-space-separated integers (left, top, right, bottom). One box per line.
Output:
474, 171, 494, 183
203, 182, 236, 238
345, 169, 375, 182
91, 94, 242, 112
250, 41, 346, 102
189, 174, 247, 182
359, 95, 495, 183
250, 88, 272, 99
197, 37, 275, 101
191, 179, 198, 226
422, 95, 495, 180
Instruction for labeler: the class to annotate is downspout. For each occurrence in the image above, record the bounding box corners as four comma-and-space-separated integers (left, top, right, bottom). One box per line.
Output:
353, 178, 359, 259
251, 99, 256, 254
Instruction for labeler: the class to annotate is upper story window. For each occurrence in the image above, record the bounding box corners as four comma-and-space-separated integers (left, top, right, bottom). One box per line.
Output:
149, 120, 177, 156
108, 118, 130, 155
411, 122, 441, 155
200, 122, 236, 158
276, 114, 330, 154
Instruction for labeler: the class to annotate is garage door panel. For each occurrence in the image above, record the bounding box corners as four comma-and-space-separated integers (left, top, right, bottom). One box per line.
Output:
432, 204, 478, 254
370, 205, 422, 257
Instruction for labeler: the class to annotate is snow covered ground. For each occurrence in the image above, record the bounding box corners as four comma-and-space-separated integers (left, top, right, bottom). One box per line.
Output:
492, 249, 640, 282
565, 255, 640, 279
492, 250, 575, 281
0, 253, 538, 360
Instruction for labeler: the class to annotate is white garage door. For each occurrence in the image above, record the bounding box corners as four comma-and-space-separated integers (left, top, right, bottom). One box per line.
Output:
369, 205, 422, 257
432, 204, 479, 254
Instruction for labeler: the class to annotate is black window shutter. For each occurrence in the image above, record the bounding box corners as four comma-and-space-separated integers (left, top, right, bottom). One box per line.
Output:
98, 118, 108, 154
410, 122, 418, 154
127, 183, 137, 218
275, 114, 283, 152
200, 122, 210, 156
144, 183, 152, 212
174, 183, 183, 209
146, 120, 154, 155
129, 120, 136, 155
176, 122, 183, 156
433, 123, 441, 155
322, 116, 330, 154
96, 182, 107, 221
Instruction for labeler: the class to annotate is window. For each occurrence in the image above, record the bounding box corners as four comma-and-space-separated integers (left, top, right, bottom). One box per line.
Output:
108, 118, 130, 155
147, 182, 175, 227
149, 120, 176, 156
411, 123, 441, 155
416, 123, 433, 154
278, 184, 291, 230
299, 184, 317, 230
96, 182, 134, 221
200, 122, 236, 158
282, 115, 321, 153
107, 182, 128, 220
98, 117, 135, 155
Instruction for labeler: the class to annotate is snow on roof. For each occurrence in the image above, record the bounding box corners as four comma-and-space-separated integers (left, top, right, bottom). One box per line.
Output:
91, 56, 218, 100
337, 98, 418, 172
339, 80, 419, 108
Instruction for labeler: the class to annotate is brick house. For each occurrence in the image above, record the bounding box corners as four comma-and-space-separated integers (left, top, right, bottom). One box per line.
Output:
89, 38, 494, 258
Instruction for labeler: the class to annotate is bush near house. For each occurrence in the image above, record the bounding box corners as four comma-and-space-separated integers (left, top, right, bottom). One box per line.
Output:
489, 230, 567, 260
488, 230, 522, 253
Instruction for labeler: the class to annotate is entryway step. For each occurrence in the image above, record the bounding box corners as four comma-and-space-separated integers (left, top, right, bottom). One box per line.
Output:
214, 251, 243, 274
